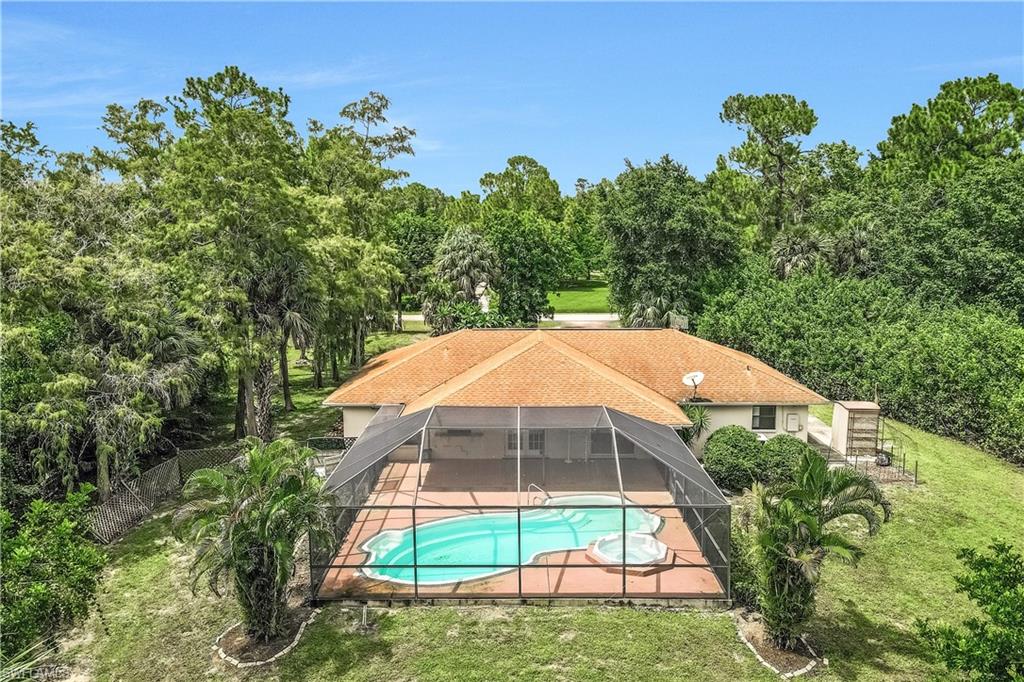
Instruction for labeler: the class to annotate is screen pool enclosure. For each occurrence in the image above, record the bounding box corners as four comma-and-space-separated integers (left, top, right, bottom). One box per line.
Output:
311, 405, 730, 603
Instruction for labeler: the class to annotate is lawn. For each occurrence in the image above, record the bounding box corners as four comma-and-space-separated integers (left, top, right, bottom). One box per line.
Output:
64, 511, 774, 682
547, 280, 611, 313
63, 398, 1024, 680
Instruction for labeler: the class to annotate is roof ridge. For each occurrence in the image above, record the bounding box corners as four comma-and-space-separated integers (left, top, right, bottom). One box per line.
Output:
522, 332, 689, 424
538, 335, 690, 425
403, 330, 547, 412
674, 331, 826, 402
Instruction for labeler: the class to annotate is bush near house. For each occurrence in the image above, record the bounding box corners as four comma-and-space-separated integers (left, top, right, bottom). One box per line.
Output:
761, 434, 815, 483
703, 428, 808, 492
702, 426, 763, 491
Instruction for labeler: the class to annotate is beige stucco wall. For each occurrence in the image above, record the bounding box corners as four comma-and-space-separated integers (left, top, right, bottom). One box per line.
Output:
342, 406, 379, 438
691, 404, 809, 456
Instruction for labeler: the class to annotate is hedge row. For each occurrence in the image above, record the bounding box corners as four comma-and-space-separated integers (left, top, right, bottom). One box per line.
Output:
697, 262, 1024, 465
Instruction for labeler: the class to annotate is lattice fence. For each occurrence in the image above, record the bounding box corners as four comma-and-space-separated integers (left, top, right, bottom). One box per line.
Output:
88, 444, 242, 544
179, 445, 244, 480
306, 436, 356, 452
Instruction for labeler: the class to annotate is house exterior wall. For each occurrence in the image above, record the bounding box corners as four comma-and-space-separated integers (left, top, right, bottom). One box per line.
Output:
343, 403, 814, 459
342, 406, 379, 438
691, 404, 810, 456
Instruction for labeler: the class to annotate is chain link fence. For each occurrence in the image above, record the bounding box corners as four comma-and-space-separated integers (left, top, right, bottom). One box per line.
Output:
88, 444, 243, 544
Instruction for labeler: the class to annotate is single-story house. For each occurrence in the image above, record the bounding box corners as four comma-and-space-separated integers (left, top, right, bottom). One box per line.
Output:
323, 328, 827, 453
312, 329, 826, 605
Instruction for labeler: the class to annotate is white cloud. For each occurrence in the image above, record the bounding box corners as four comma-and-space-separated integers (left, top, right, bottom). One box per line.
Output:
261, 58, 391, 90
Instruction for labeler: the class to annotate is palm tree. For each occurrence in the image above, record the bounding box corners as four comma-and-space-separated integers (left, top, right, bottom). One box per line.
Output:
831, 223, 873, 275
771, 228, 833, 279
680, 405, 712, 445
624, 293, 686, 328
433, 226, 499, 302
174, 439, 334, 641
752, 451, 891, 649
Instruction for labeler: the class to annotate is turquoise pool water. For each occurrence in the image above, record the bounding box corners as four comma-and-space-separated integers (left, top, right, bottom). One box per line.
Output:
360, 494, 663, 585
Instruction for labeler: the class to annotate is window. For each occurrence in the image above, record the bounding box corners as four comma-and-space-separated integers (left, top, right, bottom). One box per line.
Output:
752, 405, 777, 431
528, 430, 545, 452
506, 430, 518, 454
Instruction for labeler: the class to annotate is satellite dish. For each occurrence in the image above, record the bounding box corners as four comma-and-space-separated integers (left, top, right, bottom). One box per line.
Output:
682, 371, 705, 399
683, 371, 705, 388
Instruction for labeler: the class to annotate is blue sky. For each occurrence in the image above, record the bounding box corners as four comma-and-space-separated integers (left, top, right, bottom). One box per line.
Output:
2, 2, 1022, 194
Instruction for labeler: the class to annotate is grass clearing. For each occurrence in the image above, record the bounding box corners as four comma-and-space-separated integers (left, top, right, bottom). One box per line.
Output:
547, 280, 611, 313
806, 410, 1024, 680
66, 391, 1024, 680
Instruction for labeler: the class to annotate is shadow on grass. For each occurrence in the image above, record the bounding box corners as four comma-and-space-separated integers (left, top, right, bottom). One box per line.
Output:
811, 599, 931, 680
276, 610, 394, 681
105, 512, 180, 567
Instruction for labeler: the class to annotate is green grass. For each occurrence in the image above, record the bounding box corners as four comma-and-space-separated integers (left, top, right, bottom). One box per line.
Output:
806, 408, 1024, 680
547, 280, 611, 313
276, 608, 774, 681
180, 330, 428, 448
66, 397, 1024, 680
65, 514, 773, 681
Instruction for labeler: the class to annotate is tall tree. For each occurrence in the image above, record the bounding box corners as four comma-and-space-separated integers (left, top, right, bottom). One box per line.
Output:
559, 179, 608, 281
873, 74, 1024, 183
599, 156, 740, 316
720, 93, 819, 244
484, 210, 561, 324
159, 66, 310, 441
384, 212, 446, 329
480, 155, 563, 222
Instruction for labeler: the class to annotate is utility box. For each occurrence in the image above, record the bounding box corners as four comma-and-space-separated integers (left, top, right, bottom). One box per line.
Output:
830, 401, 881, 458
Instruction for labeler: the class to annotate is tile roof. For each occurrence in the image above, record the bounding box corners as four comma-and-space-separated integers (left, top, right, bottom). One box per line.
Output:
323, 328, 827, 425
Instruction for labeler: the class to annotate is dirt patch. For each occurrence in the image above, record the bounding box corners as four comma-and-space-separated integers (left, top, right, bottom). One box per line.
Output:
217, 607, 313, 664
735, 612, 819, 676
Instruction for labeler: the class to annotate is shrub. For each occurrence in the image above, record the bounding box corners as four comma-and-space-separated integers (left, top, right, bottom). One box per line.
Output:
761, 434, 815, 485
729, 523, 758, 609
428, 300, 511, 337
0, 486, 106, 658
703, 426, 763, 492
916, 542, 1024, 681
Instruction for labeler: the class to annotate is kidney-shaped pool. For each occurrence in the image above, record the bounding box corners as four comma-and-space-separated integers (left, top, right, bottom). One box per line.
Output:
359, 494, 664, 585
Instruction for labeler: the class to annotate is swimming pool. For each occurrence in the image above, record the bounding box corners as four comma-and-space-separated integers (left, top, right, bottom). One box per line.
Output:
360, 494, 664, 585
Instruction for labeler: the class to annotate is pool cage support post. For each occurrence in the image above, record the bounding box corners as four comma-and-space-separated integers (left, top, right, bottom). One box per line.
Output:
411, 506, 419, 598
515, 406, 524, 600
410, 407, 434, 600
621, 506, 627, 596
516, 507, 523, 599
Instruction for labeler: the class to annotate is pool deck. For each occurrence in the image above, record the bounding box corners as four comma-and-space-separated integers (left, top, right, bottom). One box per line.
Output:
317, 459, 726, 601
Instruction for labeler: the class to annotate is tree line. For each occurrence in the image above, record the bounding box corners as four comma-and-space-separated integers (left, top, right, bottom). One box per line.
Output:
4, 69, 1023, 521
